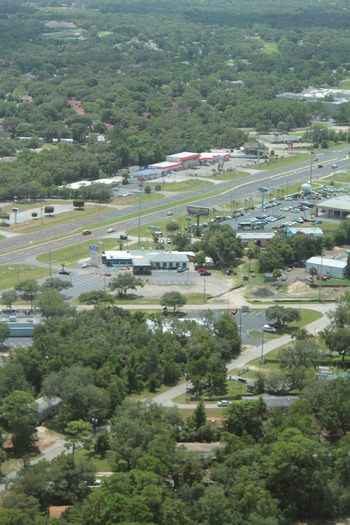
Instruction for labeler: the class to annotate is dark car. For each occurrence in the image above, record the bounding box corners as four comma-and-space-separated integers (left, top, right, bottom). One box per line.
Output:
82, 230, 91, 235
59, 270, 70, 275
120, 234, 128, 240
317, 164, 323, 168
242, 275, 249, 281
199, 271, 211, 276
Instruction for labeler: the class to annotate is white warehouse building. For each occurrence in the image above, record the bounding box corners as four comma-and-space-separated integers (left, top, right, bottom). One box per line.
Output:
305, 256, 348, 279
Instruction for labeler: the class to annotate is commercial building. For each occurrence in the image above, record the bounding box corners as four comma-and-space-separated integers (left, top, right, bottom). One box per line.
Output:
286, 227, 324, 237
102, 249, 190, 271
315, 195, 350, 219
305, 256, 348, 279
165, 152, 201, 168
236, 231, 275, 246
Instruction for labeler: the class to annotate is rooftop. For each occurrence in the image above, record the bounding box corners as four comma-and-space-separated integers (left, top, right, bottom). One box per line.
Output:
316, 194, 350, 211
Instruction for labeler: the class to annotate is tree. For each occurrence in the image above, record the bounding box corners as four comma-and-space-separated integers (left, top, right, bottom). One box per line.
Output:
35, 289, 74, 318
64, 420, 93, 459
225, 399, 268, 440
1, 290, 17, 309
15, 279, 40, 312
264, 428, 331, 519
109, 273, 144, 298
0, 390, 37, 452
0, 323, 10, 345
265, 305, 301, 328
160, 291, 187, 313
279, 339, 321, 370
309, 266, 318, 281
327, 291, 350, 329
41, 277, 73, 291
165, 221, 180, 234
172, 232, 190, 251
322, 327, 350, 366
198, 224, 243, 267
79, 290, 114, 305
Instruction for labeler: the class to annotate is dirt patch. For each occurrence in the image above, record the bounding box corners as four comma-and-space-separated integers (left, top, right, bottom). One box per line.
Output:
177, 442, 224, 452
37, 426, 64, 452
288, 281, 310, 295
252, 287, 276, 297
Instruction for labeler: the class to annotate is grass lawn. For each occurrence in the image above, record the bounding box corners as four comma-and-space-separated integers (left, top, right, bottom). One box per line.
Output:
148, 179, 213, 192
323, 172, 350, 183
0, 204, 117, 236
74, 449, 112, 472
0, 264, 48, 293
36, 237, 122, 267
254, 153, 312, 170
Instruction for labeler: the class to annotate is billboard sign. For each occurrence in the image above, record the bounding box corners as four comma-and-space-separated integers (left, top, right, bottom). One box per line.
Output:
258, 187, 268, 193
89, 244, 99, 265
187, 205, 210, 216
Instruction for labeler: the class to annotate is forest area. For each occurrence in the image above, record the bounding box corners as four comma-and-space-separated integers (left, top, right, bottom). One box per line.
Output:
1, 0, 350, 524
1, 0, 350, 200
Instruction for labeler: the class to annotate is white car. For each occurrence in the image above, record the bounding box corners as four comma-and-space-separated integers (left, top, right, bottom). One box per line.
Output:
107, 228, 116, 233
81, 263, 90, 269
263, 325, 277, 333
217, 400, 230, 407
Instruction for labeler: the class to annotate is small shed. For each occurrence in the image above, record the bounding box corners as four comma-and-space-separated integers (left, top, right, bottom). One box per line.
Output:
35, 396, 62, 423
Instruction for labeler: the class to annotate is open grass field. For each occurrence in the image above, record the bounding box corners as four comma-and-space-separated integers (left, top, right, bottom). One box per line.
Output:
254, 153, 312, 170
148, 179, 213, 192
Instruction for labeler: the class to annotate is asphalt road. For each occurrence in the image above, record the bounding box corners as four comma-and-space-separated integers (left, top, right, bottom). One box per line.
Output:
0, 147, 349, 266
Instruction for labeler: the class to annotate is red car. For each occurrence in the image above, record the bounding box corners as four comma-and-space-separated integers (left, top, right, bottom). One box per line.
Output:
197, 268, 206, 273
315, 274, 329, 281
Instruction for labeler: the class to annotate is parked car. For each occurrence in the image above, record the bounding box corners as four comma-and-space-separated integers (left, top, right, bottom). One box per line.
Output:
315, 274, 329, 281
199, 271, 211, 276
242, 275, 249, 281
177, 267, 187, 273
197, 268, 206, 273
58, 270, 70, 275
263, 325, 277, 333
217, 400, 230, 407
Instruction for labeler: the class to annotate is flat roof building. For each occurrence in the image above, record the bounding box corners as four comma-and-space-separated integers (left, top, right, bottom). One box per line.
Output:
286, 227, 324, 237
315, 195, 350, 219
166, 152, 200, 168
102, 249, 190, 270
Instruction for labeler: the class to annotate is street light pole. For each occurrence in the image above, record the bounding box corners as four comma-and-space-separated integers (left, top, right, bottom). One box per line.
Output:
203, 275, 206, 303
310, 155, 313, 186
138, 184, 143, 244
49, 250, 52, 277
318, 252, 323, 303
260, 330, 265, 364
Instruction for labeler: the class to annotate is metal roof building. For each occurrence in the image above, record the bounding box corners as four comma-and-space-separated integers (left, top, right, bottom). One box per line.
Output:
305, 256, 348, 279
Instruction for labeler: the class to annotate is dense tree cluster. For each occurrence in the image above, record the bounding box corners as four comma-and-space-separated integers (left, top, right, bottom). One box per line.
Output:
0, 304, 240, 428
0, 0, 350, 198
